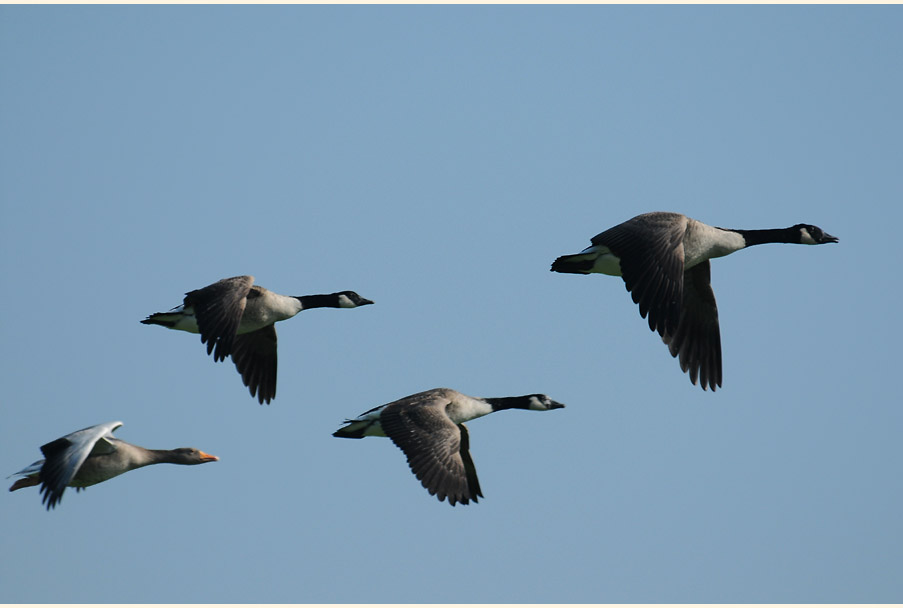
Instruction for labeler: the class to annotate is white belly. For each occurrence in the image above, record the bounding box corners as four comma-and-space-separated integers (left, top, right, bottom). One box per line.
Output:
159, 305, 274, 335
584, 246, 622, 276
172, 313, 200, 333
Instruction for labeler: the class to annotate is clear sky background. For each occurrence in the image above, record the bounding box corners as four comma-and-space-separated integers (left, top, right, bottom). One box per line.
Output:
1, 5, 901, 604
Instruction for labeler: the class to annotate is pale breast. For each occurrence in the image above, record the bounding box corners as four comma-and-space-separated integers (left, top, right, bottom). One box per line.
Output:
445, 394, 494, 424
683, 219, 746, 269
237, 290, 302, 333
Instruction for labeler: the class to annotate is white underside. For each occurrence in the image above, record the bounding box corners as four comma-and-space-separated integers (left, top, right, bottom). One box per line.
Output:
155, 300, 297, 335
577, 225, 747, 275
168, 307, 201, 333
344, 407, 387, 437
580, 246, 623, 276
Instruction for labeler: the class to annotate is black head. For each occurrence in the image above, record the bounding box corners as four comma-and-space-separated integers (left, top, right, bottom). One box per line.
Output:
795, 224, 838, 245
484, 394, 566, 412
524, 394, 566, 411
334, 291, 374, 308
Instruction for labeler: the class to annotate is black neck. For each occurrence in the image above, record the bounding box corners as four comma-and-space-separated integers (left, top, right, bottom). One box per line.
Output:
483, 396, 531, 411
730, 227, 799, 247
296, 294, 337, 310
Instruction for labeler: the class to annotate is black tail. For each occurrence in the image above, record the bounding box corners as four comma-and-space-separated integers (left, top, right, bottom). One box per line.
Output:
140, 313, 176, 328
332, 422, 367, 439
550, 254, 594, 274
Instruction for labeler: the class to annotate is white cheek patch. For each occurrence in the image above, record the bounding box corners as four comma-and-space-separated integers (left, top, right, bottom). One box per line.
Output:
528, 396, 548, 410
337, 294, 355, 308
800, 227, 817, 245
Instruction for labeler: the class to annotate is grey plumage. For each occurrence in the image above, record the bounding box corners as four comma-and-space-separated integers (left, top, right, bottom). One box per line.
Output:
552, 212, 838, 390
141, 275, 374, 404
334, 388, 565, 506
8, 422, 218, 510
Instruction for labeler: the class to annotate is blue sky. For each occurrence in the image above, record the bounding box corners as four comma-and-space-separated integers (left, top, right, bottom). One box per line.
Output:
1, 5, 901, 603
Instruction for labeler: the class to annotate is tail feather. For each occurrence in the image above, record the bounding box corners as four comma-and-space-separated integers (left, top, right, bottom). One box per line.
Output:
551, 253, 596, 274
9, 476, 41, 492
140, 312, 178, 328
332, 420, 369, 439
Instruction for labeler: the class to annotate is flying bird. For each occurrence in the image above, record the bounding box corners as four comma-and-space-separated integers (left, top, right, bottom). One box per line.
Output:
141, 275, 373, 403
334, 388, 565, 505
9, 421, 218, 510
551, 211, 838, 390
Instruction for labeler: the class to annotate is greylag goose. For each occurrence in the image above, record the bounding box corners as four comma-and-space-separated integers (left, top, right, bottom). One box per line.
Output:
9, 421, 218, 509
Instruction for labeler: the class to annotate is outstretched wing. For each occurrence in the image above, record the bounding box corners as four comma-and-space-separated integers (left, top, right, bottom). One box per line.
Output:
39, 421, 123, 510
231, 324, 278, 404
663, 260, 722, 391
591, 213, 686, 336
185, 275, 254, 362
379, 402, 481, 506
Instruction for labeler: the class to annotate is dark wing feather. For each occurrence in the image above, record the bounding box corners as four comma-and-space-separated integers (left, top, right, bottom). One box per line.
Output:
231, 324, 278, 404
663, 260, 722, 391
38, 436, 78, 509
379, 403, 479, 506
185, 275, 254, 362
458, 423, 482, 502
592, 213, 686, 336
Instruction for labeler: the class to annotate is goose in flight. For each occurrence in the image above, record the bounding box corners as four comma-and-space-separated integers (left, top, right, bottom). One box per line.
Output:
142, 275, 373, 403
9, 421, 218, 509
551, 211, 838, 390
334, 388, 565, 505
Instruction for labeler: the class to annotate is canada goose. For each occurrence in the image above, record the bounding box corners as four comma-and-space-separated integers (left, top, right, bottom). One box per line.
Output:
333, 388, 565, 506
141, 275, 374, 404
551, 212, 838, 390
8, 421, 218, 510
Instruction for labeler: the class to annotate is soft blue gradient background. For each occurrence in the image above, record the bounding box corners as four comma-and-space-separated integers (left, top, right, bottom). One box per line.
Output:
1, 6, 900, 603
